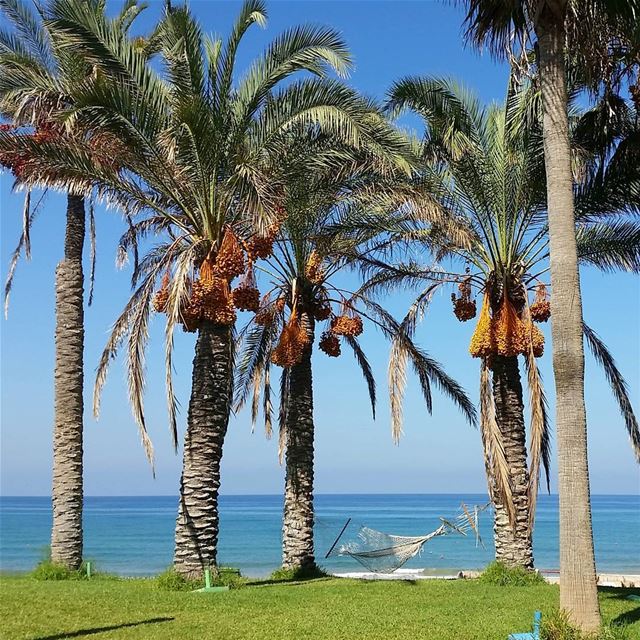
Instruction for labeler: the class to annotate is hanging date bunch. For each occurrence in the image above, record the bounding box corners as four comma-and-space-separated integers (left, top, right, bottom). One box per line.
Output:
319, 331, 341, 357
0, 120, 61, 178
232, 265, 260, 312
451, 279, 476, 321
152, 272, 170, 312
526, 322, 545, 357
469, 294, 494, 358
305, 250, 325, 284
331, 306, 363, 337
215, 227, 245, 279
175, 260, 229, 332
271, 308, 311, 368
245, 218, 282, 261
529, 283, 551, 323
180, 280, 202, 333
469, 291, 545, 359
198, 253, 236, 325
254, 293, 277, 326
492, 295, 528, 357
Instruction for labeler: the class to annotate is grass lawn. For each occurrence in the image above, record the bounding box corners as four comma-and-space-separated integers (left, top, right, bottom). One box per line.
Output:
0, 574, 638, 640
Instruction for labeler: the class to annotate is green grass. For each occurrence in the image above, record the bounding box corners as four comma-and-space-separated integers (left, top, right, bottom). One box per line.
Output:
0, 574, 638, 639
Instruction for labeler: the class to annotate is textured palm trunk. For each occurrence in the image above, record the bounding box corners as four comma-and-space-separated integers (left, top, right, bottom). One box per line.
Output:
491, 355, 533, 569
537, 4, 601, 631
173, 321, 233, 578
282, 315, 316, 571
51, 194, 85, 570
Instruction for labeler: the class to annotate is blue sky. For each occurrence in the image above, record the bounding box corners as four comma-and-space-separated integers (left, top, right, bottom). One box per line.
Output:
1, 0, 638, 497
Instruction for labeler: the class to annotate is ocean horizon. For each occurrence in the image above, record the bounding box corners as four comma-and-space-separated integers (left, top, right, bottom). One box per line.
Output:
1, 493, 639, 577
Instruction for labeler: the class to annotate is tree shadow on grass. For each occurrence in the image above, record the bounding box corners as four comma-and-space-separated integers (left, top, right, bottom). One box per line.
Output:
598, 587, 640, 599
612, 607, 640, 626
245, 576, 334, 588
32, 616, 174, 639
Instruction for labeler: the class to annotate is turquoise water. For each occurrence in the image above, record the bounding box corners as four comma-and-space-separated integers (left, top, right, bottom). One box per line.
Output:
1, 494, 638, 577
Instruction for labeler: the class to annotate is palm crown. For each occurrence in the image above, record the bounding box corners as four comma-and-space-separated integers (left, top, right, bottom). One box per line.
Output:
361, 76, 640, 523
235, 129, 478, 453
0, 0, 416, 459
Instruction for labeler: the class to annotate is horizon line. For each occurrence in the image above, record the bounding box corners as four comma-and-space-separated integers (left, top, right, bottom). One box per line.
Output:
1, 492, 638, 498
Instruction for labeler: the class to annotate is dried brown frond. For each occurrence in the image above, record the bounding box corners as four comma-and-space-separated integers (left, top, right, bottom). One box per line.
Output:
4, 190, 46, 319
389, 335, 409, 443
524, 344, 550, 533
263, 365, 273, 439
480, 360, 516, 528
88, 198, 96, 306
251, 362, 263, 434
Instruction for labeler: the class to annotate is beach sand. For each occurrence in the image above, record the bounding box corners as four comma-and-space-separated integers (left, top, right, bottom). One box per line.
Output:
332, 568, 640, 587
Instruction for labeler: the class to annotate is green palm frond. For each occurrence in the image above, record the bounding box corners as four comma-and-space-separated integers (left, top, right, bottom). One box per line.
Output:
0, 0, 53, 68
459, 0, 530, 60
577, 220, 640, 273
233, 24, 352, 133
234, 319, 282, 418
583, 323, 640, 463
360, 298, 477, 437
343, 335, 376, 420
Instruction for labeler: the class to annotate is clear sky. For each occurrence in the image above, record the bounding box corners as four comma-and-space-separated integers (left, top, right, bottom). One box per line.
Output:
1, 0, 638, 497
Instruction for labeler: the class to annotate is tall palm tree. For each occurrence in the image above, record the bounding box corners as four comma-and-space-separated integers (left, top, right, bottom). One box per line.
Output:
461, 1, 639, 628
0, 0, 416, 577
370, 76, 640, 569
0, 0, 148, 570
235, 128, 476, 571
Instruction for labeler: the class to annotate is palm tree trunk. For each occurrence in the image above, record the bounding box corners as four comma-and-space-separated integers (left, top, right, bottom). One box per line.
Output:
173, 320, 233, 578
536, 4, 601, 631
491, 355, 533, 570
51, 194, 85, 570
282, 315, 316, 571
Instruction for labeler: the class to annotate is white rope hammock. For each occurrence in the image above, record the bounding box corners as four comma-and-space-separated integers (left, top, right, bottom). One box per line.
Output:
325, 503, 489, 573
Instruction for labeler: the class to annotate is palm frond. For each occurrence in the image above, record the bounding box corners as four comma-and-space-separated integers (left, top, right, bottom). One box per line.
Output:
583, 322, 640, 462
480, 359, 516, 527
361, 298, 477, 437
278, 367, 289, 464
576, 219, 640, 273
87, 194, 96, 305
387, 327, 409, 443
344, 335, 376, 420
0, 0, 53, 69
4, 189, 46, 319
263, 362, 273, 438
523, 345, 551, 531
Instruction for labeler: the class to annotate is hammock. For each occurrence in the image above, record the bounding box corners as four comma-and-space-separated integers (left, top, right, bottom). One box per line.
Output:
325, 503, 489, 574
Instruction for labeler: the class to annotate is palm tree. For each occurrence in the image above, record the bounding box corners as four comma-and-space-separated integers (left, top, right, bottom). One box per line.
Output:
0, 0, 421, 577
235, 128, 477, 572
371, 76, 640, 569
0, 0, 148, 570
460, 0, 639, 628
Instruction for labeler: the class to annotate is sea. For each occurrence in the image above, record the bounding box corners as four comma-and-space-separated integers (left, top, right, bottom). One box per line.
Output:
1, 494, 638, 577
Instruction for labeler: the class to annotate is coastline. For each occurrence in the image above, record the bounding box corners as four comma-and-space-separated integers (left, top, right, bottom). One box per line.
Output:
331, 569, 640, 588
